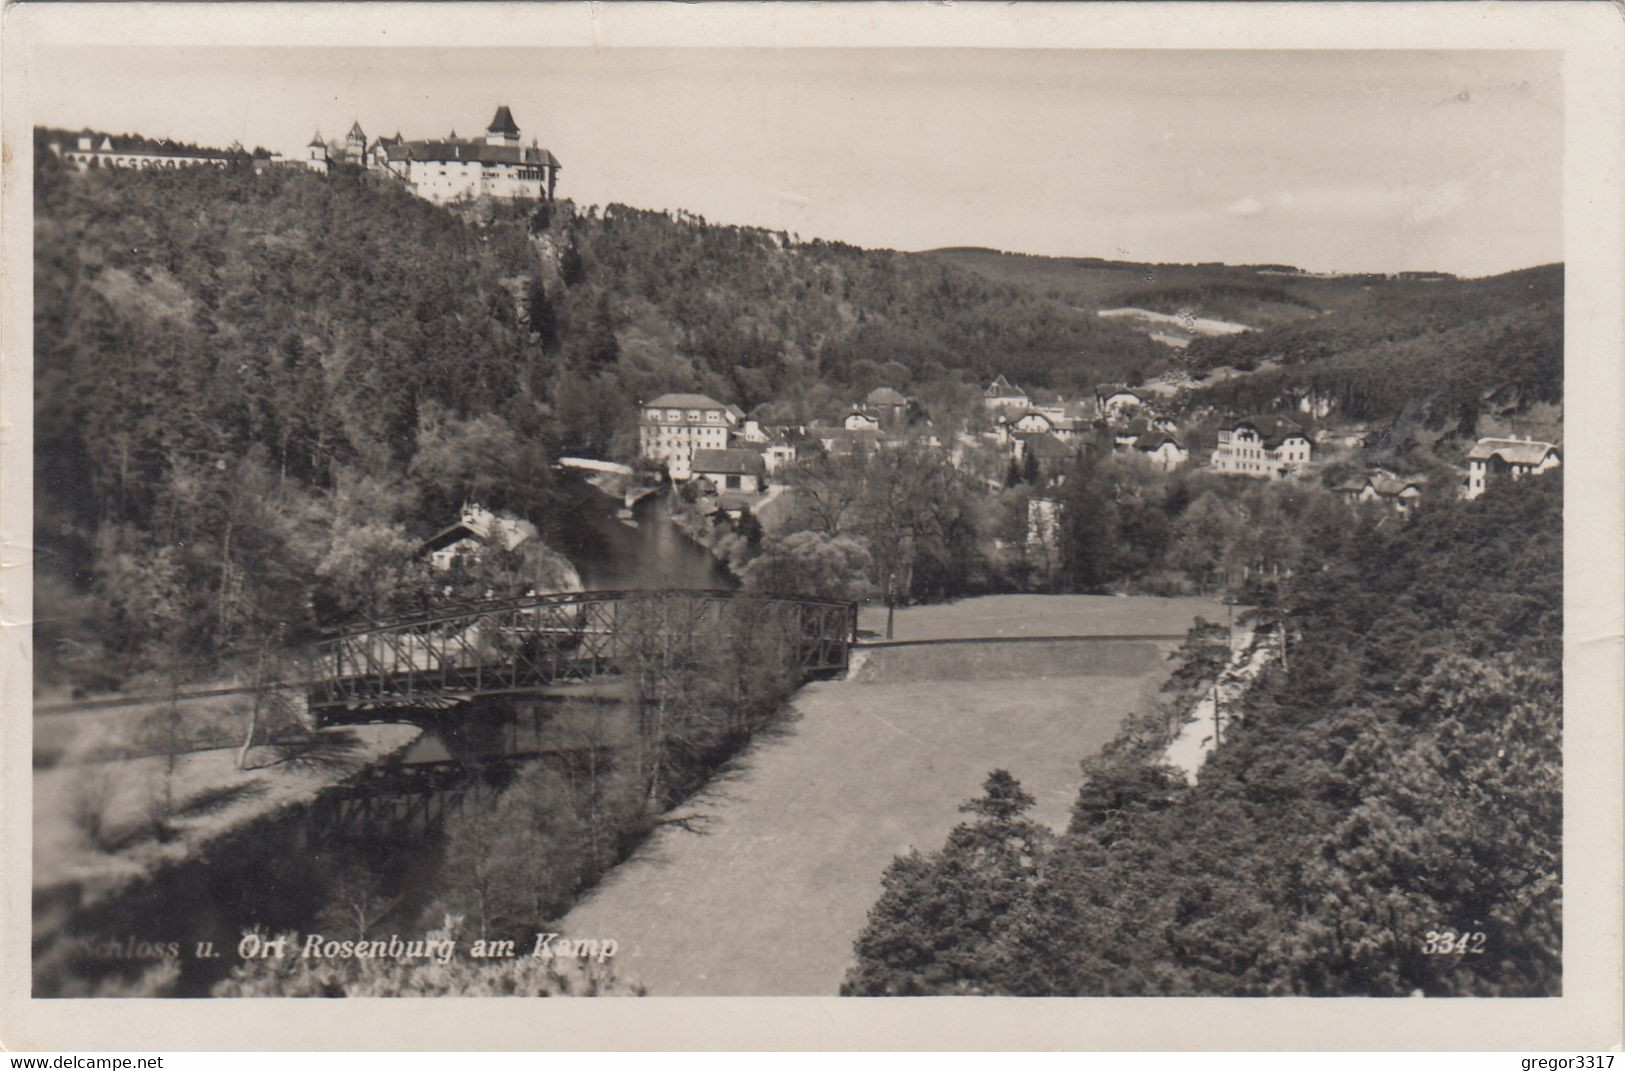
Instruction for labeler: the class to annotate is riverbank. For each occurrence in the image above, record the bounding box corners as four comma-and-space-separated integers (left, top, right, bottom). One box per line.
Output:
33, 722, 421, 905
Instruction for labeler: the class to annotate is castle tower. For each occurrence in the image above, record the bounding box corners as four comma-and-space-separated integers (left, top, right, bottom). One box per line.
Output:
346, 120, 367, 164
485, 105, 521, 147
306, 131, 329, 173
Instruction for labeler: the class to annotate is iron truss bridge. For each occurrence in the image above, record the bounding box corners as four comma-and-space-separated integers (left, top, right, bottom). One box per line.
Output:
304, 589, 857, 725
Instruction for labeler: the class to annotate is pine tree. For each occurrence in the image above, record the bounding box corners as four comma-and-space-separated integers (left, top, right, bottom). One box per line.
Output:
843, 770, 1049, 995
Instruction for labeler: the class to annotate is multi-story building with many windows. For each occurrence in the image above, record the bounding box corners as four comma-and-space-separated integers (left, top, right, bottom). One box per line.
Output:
1210, 416, 1313, 479
638, 393, 743, 480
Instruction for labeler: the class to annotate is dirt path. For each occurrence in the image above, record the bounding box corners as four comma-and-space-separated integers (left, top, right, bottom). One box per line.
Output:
559, 634, 1179, 996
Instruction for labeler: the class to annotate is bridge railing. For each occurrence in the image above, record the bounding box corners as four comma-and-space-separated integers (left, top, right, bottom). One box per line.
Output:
306, 589, 856, 718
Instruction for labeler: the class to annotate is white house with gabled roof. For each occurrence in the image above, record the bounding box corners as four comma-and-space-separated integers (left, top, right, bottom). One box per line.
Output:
1464, 436, 1559, 499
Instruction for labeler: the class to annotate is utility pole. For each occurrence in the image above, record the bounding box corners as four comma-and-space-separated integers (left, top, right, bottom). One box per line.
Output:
885, 572, 897, 640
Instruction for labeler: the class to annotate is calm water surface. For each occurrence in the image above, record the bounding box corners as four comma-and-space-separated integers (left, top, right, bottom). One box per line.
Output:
41, 477, 730, 997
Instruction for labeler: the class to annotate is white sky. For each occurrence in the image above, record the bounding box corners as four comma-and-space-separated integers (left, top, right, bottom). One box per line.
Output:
31, 47, 1562, 276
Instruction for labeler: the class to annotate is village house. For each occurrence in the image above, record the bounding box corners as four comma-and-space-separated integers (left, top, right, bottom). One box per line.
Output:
1121, 430, 1190, 471
1210, 416, 1313, 479
1030, 400, 1092, 442
995, 410, 1058, 444
1335, 472, 1425, 513
763, 436, 799, 475
1013, 431, 1077, 480
639, 392, 741, 480
1464, 436, 1560, 500
843, 410, 882, 432
691, 449, 768, 495
734, 419, 769, 445
418, 503, 534, 571
863, 387, 910, 429
356, 106, 562, 204
1094, 384, 1147, 424
808, 425, 883, 456
983, 375, 1030, 414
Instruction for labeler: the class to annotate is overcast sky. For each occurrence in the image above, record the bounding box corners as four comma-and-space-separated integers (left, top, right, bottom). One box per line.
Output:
32, 47, 1561, 276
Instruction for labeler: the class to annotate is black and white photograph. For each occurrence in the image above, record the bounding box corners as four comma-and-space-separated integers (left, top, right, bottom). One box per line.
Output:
3, 1, 1621, 1052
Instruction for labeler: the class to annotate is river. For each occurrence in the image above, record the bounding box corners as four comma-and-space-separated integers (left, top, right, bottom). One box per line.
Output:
551, 477, 735, 592
36, 476, 736, 997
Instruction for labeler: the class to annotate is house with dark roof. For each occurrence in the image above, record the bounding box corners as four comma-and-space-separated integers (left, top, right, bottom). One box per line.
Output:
1210, 416, 1312, 479
983, 375, 1029, 414
1335, 472, 1425, 513
1014, 431, 1078, 480
997, 410, 1057, 444
1127, 430, 1190, 471
418, 503, 534, 571
1464, 436, 1559, 499
691, 449, 768, 494
360, 106, 561, 204
1094, 384, 1146, 425
863, 386, 910, 428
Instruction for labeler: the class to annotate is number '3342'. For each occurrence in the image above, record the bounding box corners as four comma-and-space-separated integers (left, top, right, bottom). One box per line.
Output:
1422, 930, 1486, 955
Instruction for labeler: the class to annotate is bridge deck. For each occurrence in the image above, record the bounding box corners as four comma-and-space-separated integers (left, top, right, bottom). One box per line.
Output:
306, 589, 855, 724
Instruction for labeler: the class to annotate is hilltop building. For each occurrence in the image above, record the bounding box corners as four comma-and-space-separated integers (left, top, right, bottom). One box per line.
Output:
1210, 416, 1312, 479
306, 131, 331, 173
353, 106, 562, 204
46, 128, 243, 171
639, 393, 742, 480
1464, 436, 1560, 500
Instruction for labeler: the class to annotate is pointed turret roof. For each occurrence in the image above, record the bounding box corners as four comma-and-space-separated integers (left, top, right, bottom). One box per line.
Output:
487, 105, 520, 135
308, 131, 325, 147
348, 120, 366, 138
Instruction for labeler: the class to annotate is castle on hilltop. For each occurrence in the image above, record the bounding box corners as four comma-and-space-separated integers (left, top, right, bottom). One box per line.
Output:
306, 105, 562, 205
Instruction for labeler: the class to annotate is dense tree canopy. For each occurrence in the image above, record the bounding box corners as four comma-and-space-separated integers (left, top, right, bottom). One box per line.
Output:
846, 475, 1562, 996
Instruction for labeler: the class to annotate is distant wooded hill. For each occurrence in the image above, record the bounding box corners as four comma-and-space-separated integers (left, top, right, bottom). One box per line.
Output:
1185, 264, 1562, 432
925, 245, 1562, 435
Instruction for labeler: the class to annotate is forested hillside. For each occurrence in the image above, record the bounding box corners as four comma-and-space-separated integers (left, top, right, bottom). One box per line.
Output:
1187, 265, 1563, 432
544, 205, 1175, 446
929, 245, 1563, 440
844, 475, 1561, 997
32, 156, 1168, 687
922, 247, 1389, 322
